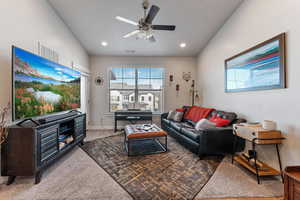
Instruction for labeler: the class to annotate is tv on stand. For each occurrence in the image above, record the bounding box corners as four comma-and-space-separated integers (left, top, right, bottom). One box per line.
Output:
1, 46, 86, 185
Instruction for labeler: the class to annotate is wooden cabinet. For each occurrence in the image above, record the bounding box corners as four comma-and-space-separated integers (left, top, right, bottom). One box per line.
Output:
1, 113, 86, 184
284, 166, 300, 200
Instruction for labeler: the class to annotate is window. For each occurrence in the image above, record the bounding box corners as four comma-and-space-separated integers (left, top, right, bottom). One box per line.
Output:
109, 67, 164, 112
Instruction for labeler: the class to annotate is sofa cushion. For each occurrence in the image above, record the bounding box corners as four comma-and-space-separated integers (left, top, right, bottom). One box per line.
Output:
170, 121, 182, 131
208, 110, 237, 125
181, 128, 202, 142
181, 122, 194, 129
186, 120, 196, 127
184, 106, 215, 122
162, 118, 171, 125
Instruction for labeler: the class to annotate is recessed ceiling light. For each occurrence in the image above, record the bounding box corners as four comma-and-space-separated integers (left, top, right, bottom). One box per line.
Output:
180, 43, 187, 48
101, 41, 108, 47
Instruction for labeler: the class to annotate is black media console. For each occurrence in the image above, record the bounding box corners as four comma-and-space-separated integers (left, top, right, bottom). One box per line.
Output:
114, 111, 153, 132
1, 112, 86, 185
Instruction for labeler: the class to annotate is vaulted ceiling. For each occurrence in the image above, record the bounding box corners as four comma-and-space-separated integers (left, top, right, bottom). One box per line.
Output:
48, 0, 243, 56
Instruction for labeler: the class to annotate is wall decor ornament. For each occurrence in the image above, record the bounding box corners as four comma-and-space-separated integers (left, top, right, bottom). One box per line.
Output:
182, 72, 192, 82
176, 84, 180, 96
190, 80, 199, 106
95, 76, 104, 86
169, 74, 174, 85
225, 33, 286, 92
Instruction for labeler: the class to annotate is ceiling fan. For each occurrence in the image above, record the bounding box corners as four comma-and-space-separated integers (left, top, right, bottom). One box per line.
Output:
116, 0, 176, 42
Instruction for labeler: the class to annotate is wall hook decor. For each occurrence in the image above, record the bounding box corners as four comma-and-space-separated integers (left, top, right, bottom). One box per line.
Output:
176, 84, 180, 96
169, 74, 174, 86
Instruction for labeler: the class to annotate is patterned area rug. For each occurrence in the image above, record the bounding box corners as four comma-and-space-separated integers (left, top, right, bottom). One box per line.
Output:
81, 135, 223, 200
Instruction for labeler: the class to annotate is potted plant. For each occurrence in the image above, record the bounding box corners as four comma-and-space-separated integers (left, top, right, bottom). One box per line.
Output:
0, 103, 10, 145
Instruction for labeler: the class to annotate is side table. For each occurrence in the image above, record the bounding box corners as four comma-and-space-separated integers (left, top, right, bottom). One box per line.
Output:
232, 124, 285, 184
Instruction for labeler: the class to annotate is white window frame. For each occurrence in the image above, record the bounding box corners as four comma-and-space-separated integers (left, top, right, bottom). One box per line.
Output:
108, 66, 165, 114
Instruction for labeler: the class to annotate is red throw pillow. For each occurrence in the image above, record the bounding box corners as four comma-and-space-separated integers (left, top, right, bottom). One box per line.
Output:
176, 108, 185, 113
209, 116, 230, 127
184, 106, 215, 122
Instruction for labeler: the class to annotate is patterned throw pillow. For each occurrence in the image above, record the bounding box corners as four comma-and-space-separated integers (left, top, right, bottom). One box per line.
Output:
173, 112, 184, 122
195, 119, 216, 131
167, 110, 176, 120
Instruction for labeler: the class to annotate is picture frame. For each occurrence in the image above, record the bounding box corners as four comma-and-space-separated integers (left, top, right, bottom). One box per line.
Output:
225, 33, 286, 93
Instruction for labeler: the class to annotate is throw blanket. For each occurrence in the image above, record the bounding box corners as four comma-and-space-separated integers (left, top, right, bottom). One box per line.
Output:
184, 106, 215, 122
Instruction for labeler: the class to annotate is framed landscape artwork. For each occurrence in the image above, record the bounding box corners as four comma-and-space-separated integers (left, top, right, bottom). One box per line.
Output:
225, 33, 286, 92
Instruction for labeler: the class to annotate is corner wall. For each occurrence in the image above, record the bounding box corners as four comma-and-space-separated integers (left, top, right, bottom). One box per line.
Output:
90, 56, 197, 129
0, 0, 89, 109
197, 0, 300, 168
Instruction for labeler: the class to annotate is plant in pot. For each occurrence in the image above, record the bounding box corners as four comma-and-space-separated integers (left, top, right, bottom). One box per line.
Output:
0, 103, 10, 145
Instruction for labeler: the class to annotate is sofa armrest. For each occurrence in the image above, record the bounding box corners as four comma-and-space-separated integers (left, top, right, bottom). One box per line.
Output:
161, 112, 168, 119
232, 118, 247, 125
198, 127, 245, 156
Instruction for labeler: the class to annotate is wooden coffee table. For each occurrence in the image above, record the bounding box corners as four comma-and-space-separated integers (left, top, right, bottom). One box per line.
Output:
124, 124, 168, 156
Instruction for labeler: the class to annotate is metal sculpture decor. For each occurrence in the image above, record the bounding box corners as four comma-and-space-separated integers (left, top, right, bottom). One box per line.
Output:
190, 80, 200, 105
182, 72, 192, 82
0, 103, 10, 145
95, 76, 104, 86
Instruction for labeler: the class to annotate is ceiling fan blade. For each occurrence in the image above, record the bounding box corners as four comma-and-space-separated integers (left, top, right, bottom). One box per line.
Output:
148, 36, 156, 43
123, 30, 140, 38
116, 16, 138, 26
152, 25, 176, 31
145, 5, 160, 24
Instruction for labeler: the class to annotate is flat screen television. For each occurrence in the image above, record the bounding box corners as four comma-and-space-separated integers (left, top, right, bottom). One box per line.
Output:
12, 46, 81, 121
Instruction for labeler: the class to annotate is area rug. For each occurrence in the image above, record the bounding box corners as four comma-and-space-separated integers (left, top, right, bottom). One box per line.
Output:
81, 135, 223, 200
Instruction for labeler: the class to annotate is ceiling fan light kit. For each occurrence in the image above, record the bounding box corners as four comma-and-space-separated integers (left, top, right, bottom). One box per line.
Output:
116, 0, 176, 42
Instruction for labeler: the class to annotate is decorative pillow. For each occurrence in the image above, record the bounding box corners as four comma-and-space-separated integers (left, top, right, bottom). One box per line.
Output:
176, 108, 185, 113
184, 106, 215, 122
195, 119, 216, 131
167, 110, 176, 120
209, 115, 230, 127
173, 111, 184, 122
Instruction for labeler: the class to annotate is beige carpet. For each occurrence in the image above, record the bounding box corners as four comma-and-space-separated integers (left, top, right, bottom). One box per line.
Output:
195, 157, 283, 199
0, 130, 283, 200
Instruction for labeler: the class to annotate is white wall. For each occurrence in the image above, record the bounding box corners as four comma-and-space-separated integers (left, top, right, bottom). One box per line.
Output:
0, 0, 90, 110
90, 56, 197, 129
197, 0, 300, 168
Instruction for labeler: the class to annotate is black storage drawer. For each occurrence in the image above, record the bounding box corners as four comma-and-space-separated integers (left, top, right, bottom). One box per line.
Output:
75, 128, 84, 137
41, 147, 58, 162
41, 133, 57, 145
74, 116, 85, 138
41, 138, 57, 153
38, 125, 59, 139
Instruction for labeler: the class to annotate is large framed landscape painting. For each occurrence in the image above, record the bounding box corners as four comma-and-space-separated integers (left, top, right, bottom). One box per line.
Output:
225, 33, 286, 92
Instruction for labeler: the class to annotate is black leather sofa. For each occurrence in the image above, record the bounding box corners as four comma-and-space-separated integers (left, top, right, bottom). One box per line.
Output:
161, 109, 245, 158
